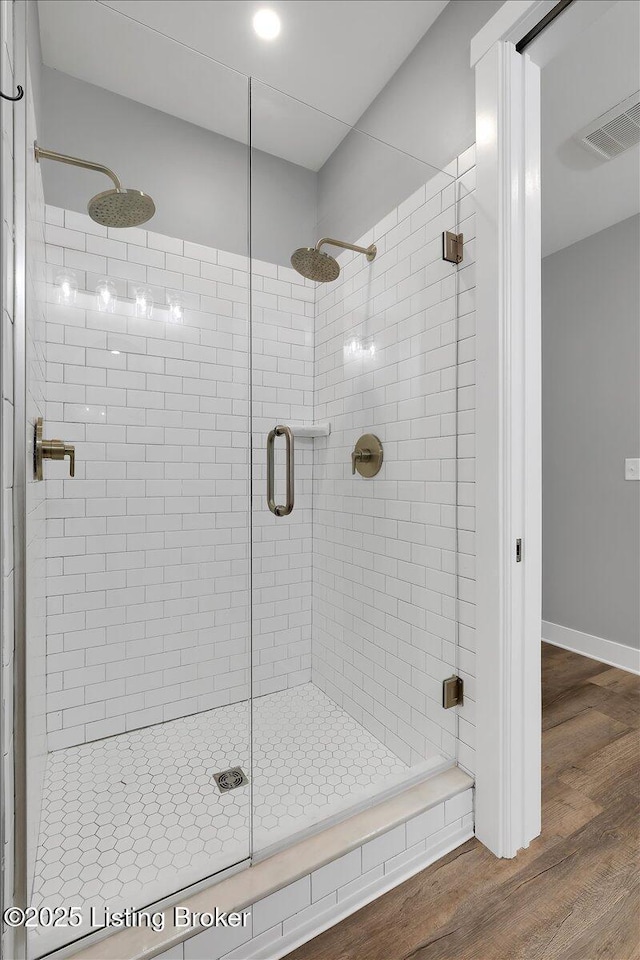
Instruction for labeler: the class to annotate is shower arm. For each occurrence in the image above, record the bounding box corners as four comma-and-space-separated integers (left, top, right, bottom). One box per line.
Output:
34, 143, 123, 193
316, 237, 377, 260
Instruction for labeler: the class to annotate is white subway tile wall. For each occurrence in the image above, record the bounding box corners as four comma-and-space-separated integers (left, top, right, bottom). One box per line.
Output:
42, 147, 475, 772
312, 152, 477, 773
250, 260, 315, 698
43, 211, 315, 748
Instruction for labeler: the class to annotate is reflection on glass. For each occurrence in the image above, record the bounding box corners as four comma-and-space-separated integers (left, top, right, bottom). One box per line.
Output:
167, 292, 184, 323
343, 336, 376, 362
55, 270, 77, 305
134, 286, 154, 319
95, 278, 117, 313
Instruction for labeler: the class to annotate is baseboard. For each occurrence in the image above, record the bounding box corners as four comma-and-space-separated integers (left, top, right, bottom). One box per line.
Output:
542, 620, 640, 675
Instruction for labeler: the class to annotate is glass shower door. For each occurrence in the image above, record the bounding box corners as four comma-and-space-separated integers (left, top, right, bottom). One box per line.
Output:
18, 8, 254, 955
249, 81, 464, 858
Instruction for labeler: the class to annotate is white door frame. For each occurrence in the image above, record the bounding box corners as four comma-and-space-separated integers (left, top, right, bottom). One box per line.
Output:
472, 1, 544, 858
471, 0, 626, 860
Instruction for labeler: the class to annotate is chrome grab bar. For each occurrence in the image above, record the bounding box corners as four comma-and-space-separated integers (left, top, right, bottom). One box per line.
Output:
267, 425, 294, 517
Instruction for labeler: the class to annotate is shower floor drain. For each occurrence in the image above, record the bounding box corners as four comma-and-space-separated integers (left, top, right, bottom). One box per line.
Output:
213, 768, 249, 792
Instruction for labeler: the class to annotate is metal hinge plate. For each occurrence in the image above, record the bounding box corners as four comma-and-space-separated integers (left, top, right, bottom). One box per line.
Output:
442, 231, 463, 264
442, 675, 464, 709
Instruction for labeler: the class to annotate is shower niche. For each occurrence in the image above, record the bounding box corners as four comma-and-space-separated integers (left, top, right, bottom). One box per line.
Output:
15, 8, 471, 956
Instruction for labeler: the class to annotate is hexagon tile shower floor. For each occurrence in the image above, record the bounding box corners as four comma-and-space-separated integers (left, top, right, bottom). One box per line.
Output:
30, 684, 413, 954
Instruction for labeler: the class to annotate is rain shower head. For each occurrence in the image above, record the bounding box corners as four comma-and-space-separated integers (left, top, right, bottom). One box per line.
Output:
291, 246, 340, 283
35, 143, 156, 228
87, 188, 156, 229
291, 237, 376, 283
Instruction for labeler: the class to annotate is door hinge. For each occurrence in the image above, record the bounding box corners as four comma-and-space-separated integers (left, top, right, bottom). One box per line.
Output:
442, 230, 463, 264
516, 538, 523, 562
442, 675, 464, 709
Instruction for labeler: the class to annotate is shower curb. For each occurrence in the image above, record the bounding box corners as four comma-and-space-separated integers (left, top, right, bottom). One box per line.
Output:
59, 766, 473, 960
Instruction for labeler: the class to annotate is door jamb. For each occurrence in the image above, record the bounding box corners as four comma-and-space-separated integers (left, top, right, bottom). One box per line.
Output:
472, 2, 542, 858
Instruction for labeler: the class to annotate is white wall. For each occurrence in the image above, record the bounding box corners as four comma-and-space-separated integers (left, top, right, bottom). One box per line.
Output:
39, 67, 317, 267
36, 1, 503, 270
43, 210, 314, 749
312, 146, 477, 773
317, 0, 502, 243
542, 215, 640, 650
540, 0, 640, 258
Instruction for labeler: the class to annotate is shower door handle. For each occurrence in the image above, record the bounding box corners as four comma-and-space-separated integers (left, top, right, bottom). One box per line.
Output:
267, 425, 294, 517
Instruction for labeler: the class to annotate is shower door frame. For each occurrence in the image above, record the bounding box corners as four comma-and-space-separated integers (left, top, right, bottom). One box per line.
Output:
471, 0, 619, 861
10, 5, 30, 956
471, 2, 543, 861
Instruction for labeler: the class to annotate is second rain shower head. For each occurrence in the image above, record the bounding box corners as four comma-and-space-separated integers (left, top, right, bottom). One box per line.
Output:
291, 237, 377, 283
35, 143, 156, 228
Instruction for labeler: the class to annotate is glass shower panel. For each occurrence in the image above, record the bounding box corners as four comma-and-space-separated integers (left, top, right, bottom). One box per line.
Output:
22, 7, 252, 955
250, 82, 462, 856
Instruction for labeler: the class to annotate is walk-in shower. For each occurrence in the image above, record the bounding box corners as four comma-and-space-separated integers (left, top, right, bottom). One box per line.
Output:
6, 7, 472, 957
34, 142, 156, 227
291, 236, 377, 282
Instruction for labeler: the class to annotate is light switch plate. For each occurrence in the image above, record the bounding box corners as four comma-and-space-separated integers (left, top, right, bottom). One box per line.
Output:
625, 458, 640, 480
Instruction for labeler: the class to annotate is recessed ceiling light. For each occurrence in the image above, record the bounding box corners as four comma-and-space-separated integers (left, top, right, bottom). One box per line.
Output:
253, 8, 281, 41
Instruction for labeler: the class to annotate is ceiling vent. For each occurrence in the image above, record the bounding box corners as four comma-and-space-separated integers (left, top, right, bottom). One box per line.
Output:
575, 92, 640, 160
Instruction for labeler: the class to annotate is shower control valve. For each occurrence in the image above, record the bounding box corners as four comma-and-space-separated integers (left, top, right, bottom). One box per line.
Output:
351, 434, 383, 478
34, 418, 75, 480
351, 448, 372, 474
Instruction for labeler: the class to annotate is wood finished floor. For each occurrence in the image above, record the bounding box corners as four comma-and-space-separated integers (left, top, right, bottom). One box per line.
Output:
287, 643, 640, 960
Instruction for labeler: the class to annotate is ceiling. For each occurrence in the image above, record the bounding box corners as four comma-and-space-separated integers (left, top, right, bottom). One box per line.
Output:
38, 0, 449, 171
541, 0, 640, 256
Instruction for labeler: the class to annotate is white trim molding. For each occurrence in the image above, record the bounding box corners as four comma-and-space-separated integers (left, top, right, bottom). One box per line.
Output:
543, 623, 640, 675
470, 1, 555, 66
471, 1, 620, 70
474, 40, 542, 859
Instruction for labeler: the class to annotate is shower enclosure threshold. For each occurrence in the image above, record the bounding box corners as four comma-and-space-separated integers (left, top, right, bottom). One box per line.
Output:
252, 753, 454, 864
61, 765, 473, 960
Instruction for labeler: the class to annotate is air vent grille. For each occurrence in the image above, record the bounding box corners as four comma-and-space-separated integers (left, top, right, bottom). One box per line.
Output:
576, 92, 640, 160
627, 103, 640, 125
